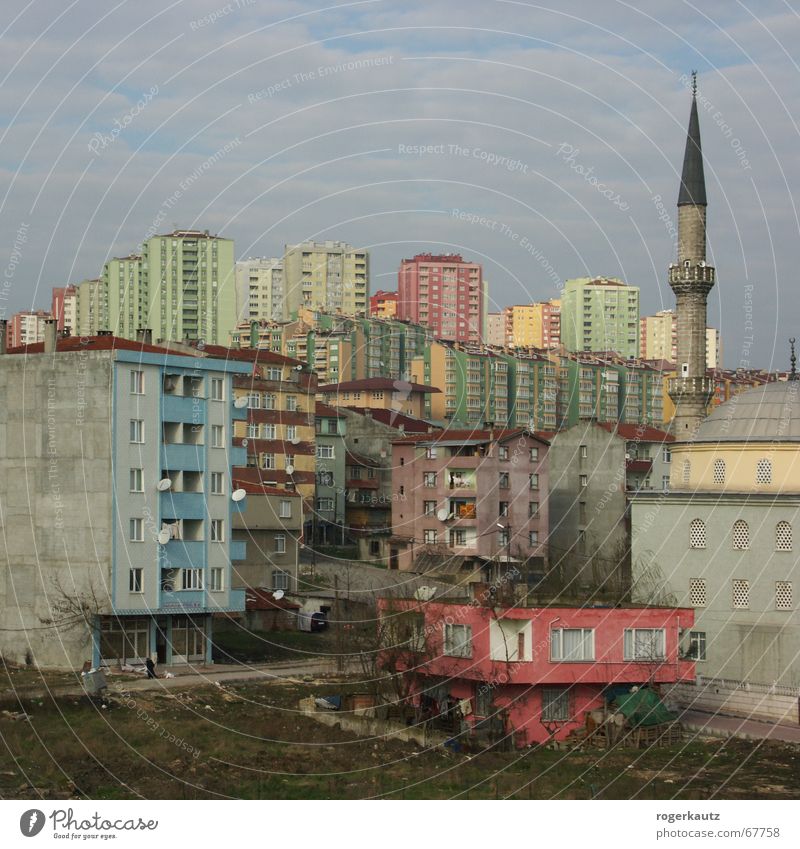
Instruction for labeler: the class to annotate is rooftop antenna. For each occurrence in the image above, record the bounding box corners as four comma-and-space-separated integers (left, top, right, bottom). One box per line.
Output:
790, 338, 797, 381
691, 70, 698, 98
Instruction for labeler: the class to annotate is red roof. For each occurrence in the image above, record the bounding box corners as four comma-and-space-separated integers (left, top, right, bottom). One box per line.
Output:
317, 377, 440, 393
626, 459, 653, 473
598, 422, 674, 443
315, 401, 344, 417
341, 406, 434, 433
199, 343, 306, 369
7, 334, 172, 356
245, 588, 300, 611
393, 427, 550, 446
231, 480, 301, 497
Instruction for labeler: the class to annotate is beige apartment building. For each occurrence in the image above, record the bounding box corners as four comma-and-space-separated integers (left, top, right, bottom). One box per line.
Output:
283, 241, 369, 317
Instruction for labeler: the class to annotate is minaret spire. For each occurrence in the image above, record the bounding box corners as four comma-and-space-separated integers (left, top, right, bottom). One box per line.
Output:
668, 73, 716, 437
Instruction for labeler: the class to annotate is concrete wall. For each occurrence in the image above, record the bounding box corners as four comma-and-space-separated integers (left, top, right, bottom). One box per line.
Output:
665, 678, 799, 725
232, 493, 301, 589
0, 351, 114, 668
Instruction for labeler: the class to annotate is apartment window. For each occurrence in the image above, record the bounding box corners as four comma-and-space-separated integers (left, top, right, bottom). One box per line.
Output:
247, 423, 258, 439
210, 472, 224, 495
541, 686, 570, 722
443, 623, 472, 658
689, 578, 707, 607
662, 447, 671, 463
425, 447, 437, 459
551, 628, 594, 661
279, 500, 292, 519
756, 458, 772, 484
776, 581, 793, 610
129, 568, 143, 593
211, 519, 224, 542
684, 631, 706, 661
267, 367, 282, 381
713, 458, 726, 484
689, 518, 706, 549
776, 521, 793, 551
732, 520, 749, 550
129, 468, 143, 492
129, 518, 144, 542
579, 444, 587, 459
286, 425, 297, 441
662, 475, 670, 491
264, 394, 277, 410
272, 569, 289, 590
247, 393, 260, 409
261, 453, 276, 470
209, 567, 224, 592
499, 445, 509, 460
211, 424, 224, 448
424, 529, 438, 544
130, 419, 144, 443
623, 628, 665, 661
182, 568, 203, 590
317, 498, 334, 511
498, 501, 509, 518
579, 474, 588, 488
529, 447, 539, 462
317, 445, 334, 459
275, 534, 286, 554
732, 578, 750, 609
317, 471, 334, 487
423, 501, 436, 516
529, 530, 539, 546
211, 377, 224, 401
499, 472, 509, 489
286, 395, 297, 411
130, 370, 144, 394
423, 472, 437, 487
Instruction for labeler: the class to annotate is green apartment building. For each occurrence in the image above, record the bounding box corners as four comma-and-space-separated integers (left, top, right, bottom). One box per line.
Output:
561, 277, 640, 358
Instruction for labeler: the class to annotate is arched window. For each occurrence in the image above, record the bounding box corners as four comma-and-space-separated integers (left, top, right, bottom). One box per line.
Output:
776, 521, 792, 552
756, 458, 772, 484
689, 519, 706, 549
732, 519, 750, 550
682, 459, 691, 484
713, 459, 726, 484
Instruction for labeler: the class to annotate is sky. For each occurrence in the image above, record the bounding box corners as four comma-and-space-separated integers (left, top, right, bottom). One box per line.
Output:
1, 0, 799, 369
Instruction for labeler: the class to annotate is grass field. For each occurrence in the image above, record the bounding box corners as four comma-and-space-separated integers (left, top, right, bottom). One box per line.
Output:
1, 673, 798, 800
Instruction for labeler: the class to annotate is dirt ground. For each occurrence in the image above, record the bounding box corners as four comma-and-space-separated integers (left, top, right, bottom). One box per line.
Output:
1, 672, 799, 800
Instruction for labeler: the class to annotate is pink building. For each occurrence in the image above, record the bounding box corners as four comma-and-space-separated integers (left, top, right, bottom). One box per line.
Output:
5, 310, 51, 349
397, 253, 484, 344
378, 596, 695, 747
389, 428, 548, 576
51, 285, 78, 333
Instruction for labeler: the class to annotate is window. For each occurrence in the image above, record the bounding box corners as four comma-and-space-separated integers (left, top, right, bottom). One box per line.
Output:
530, 447, 539, 462
424, 529, 438, 544
423, 472, 437, 487
579, 445, 587, 459
499, 501, 509, 517
682, 459, 691, 484
130, 370, 144, 394
130, 419, 144, 443
267, 367, 282, 381
279, 500, 292, 519
551, 628, 594, 661
528, 501, 539, 518
247, 393, 260, 409
182, 568, 203, 590
129, 518, 143, 542
260, 453, 276, 470
713, 458, 726, 484
529, 530, 539, 545
662, 447, 671, 463
499, 472, 509, 489
262, 423, 277, 439
286, 395, 297, 411
129, 468, 143, 492
272, 569, 289, 590
425, 447, 437, 459
211, 377, 224, 401
732, 519, 749, 550
756, 458, 772, 484
443, 623, 472, 658
211, 519, 224, 542
317, 471, 334, 486
732, 579, 749, 609
530, 473, 539, 490
623, 628, 666, 660
689, 518, 706, 549
211, 424, 224, 448
211, 472, 224, 495
275, 534, 286, 554
317, 498, 334, 511
262, 394, 277, 410
129, 568, 143, 593
247, 423, 258, 439
423, 501, 436, 516
286, 425, 297, 441
684, 631, 706, 661
317, 445, 334, 459
579, 474, 588, 488
499, 445, 509, 460
776, 521, 792, 551
689, 578, 707, 607
209, 567, 224, 592
541, 686, 570, 722
662, 475, 670, 491
776, 581, 792, 610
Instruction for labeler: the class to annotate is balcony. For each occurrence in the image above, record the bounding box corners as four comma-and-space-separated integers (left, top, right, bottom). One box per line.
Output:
159, 589, 206, 612
161, 443, 204, 471
160, 491, 206, 520
160, 540, 205, 570
163, 395, 206, 424
447, 469, 477, 489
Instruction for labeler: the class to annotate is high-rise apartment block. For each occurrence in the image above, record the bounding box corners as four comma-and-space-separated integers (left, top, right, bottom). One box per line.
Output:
561, 277, 640, 358
640, 309, 720, 368
504, 300, 561, 349
397, 253, 484, 344
283, 241, 368, 317
485, 312, 505, 346
51, 285, 78, 333
369, 289, 398, 318
5, 310, 50, 348
235, 257, 285, 323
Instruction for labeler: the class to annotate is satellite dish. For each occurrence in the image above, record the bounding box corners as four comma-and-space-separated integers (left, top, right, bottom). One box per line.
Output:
232, 488, 247, 502
157, 530, 171, 545
241, 438, 248, 448
234, 396, 248, 408
273, 589, 285, 600
290, 437, 301, 445
414, 585, 436, 602
156, 478, 172, 492
436, 508, 449, 521
285, 465, 295, 475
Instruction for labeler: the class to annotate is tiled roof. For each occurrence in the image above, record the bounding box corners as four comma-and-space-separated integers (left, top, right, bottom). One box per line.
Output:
317, 377, 440, 393
597, 422, 674, 443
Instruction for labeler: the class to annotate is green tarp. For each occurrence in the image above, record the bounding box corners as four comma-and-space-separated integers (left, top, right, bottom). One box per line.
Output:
613, 687, 676, 727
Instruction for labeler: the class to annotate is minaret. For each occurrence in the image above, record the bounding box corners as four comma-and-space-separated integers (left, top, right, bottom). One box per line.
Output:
668, 72, 715, 437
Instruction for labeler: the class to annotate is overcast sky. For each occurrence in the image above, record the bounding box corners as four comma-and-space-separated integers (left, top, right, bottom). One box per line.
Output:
1, 0, 798, 369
